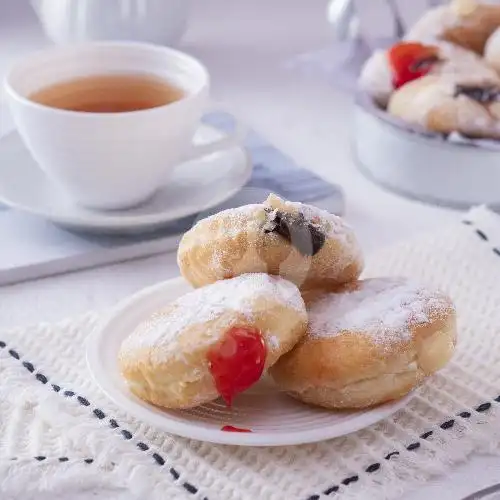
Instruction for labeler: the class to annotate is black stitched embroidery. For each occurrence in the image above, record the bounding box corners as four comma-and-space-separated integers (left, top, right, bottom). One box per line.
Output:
342, 476, 359, 486
476, 229, 488, 241
183, 483, 198, 494
494, 248, 500, 257
93, 409, 106, 419
420, 431, 433, 439
22, 361, 34, 373
407, 442, 420, 451
440, 419, 455, 430
476, 402, 491, 412
152, 453, 165, 466
0, 339, 205, 499
385, 451, 399, 460
121, 430, 133, 440
306, 496, 320, 500
459, 411, 472, 418
324, 486, 340, 495
365, 463, 381, 473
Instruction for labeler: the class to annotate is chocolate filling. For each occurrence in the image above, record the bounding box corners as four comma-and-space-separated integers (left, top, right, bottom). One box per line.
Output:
454, 84, 500, 103
263, 210, 326, 256
409, 55, 440, 73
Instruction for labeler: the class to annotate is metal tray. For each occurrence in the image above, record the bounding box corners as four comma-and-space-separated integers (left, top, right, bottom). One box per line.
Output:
353, 92, 500, 211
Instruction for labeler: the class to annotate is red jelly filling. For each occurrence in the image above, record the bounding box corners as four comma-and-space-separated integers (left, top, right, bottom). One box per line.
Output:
221, 425, 253, 433
207, 326, 267, 407
388, 42, 439, 89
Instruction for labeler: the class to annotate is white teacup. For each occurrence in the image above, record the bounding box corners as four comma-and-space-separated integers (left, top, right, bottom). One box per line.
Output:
4, 42, 243, 210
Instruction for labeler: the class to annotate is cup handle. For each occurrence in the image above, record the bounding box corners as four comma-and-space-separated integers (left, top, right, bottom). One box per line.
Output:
0, 91, 13, 138
183, 104, 248, 163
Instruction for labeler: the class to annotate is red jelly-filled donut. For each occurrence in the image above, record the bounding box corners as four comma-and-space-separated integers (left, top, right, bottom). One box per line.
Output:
388, 42, 439, 89
208, 327, 266, 406
118, 273, 308, 409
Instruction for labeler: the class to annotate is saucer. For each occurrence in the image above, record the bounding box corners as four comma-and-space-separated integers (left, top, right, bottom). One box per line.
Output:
0, 125, 251, 234
87, 277, 414, 447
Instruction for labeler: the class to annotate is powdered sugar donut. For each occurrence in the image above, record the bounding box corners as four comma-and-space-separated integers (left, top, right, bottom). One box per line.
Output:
359, 41, 498, 108
270, 278, 456, 409
406, 1, 500, 54
119, 273, 307, 409
485, 26, 500, 72
388, 74, 500, 139
177, 194, 363, 291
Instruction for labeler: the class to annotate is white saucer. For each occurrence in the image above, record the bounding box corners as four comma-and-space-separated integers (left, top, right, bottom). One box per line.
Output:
87, 277, 414, 447
0, 125, 251, 234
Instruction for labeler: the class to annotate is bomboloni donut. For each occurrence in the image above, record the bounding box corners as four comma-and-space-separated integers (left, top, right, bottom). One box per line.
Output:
484, 26, 500, 72
406, 1, 500, 54
177, 194, 363, 291
388, 74, 500, 139
359, 40, 498, 107
118, 273, 307, 409
270, 277, 456, 410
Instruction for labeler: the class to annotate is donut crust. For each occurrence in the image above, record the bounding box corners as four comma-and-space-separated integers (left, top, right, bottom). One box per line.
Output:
388, 75, 500, 139
119, 275, 308, 409
178, 194, 363, 291
270, 279, 457, 409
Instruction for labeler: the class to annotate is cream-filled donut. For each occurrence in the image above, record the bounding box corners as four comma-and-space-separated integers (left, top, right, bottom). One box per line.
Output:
388, 74, 500, 139
177, 194, 363, 291
119, 273, 307, 409
270, 278, 457, 410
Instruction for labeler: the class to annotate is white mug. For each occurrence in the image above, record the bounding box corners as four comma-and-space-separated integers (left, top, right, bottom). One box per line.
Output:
31, 0, 191, 46
4, 42, 243, 210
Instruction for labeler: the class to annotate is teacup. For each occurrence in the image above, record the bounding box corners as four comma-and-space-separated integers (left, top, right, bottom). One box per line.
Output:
4, 42, 243, 210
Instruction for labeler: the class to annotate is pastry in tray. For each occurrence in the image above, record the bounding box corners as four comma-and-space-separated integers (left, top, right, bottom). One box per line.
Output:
177, 193, 364, 291
270, 278, 457, 410
360, 40, 498, 108
388, 74, 500, 140
406, 0, 500, 55
358, 0, 500, 141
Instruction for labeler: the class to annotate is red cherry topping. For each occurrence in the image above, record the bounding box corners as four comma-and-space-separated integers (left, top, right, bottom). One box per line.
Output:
388, 42, 439, 89
207, 326, 267, 407
221, 425, 253, 433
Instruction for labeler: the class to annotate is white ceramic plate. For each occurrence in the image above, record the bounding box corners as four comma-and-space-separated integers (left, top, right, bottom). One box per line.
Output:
0, 125, 251, 234
87, 277, 413, 447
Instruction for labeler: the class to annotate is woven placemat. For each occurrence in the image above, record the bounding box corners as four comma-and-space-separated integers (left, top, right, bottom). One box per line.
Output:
1, 206, 500, 500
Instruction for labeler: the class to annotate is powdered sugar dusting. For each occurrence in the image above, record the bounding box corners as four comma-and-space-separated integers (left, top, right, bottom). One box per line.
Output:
308, 278, 451, 346
120, 274, 304, 358
405, 6, 459, 45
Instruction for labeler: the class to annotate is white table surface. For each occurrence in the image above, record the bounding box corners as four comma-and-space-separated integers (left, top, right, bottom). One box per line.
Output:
0, 1, 499, 499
